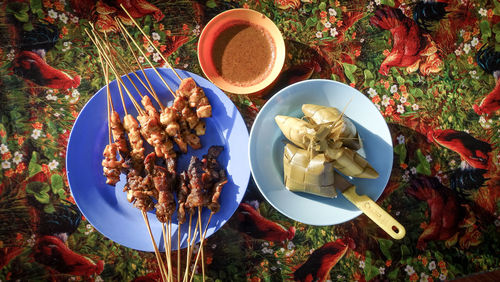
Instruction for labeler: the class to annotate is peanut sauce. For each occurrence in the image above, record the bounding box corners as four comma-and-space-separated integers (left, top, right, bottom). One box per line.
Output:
211, 22, 275, 87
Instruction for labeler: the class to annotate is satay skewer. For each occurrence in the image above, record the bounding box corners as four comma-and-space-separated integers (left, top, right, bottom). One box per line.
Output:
88, 28, 169, 281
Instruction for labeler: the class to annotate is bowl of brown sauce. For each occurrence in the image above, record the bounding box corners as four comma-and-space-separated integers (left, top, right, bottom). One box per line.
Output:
198, 8, 285, 94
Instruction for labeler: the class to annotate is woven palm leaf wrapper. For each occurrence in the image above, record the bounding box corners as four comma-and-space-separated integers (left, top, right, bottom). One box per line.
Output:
283, 143, 337, 198
275, 105, 378, 198
324, 140, 379, 179
274, 115, 318, 149
302, 104, 361, 150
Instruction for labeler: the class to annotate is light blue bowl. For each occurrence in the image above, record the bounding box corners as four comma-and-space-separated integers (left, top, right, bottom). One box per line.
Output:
249, 79, 393, 226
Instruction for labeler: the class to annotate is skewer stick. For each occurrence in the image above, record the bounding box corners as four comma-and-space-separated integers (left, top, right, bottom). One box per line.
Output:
119, 4, 182, 82
116, 19, 165, 110
94, 29, 148, 100
183, 212, 193, 282
142, 211, 168, 282
87, 28, 144, 115
161, 224, 169, 281
115, 19, 177, 99
101, 29, 161, 108
168, 220, 173, 282
177, 224, 181, 281
99, 53, 113, 145
189, 210, 213, 282
184, 215, 200, 282
99, 31, 158, 102
162, 223, 173, 282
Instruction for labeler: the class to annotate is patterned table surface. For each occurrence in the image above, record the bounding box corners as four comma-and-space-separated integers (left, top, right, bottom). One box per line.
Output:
0, 0, 498, 281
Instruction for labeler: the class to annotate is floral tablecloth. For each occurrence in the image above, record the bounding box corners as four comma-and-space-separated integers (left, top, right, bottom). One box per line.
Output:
0, 0, 499, 281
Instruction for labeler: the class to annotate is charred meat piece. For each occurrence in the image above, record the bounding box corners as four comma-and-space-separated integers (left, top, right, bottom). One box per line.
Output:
144, 153, 177, 223
177, 171, 191, 224
123, 168, 155, 212
185, 156, 210, 209
202, 146, 227, 213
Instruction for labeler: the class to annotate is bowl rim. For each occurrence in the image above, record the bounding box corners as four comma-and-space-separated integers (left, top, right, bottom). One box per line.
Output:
197, 8, 286, 94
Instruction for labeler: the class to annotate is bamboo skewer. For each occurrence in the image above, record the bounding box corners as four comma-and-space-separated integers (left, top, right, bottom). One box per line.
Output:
115, 19, 165, 110
177, 225, 181, 281
88, 29, 145, 116
88, 27, 169, 281
120, 4, 182, 82
183, 213, 193, 281
168, 220, 173, 281
100, 29, 160, 104
115, 19, 177, 98
189, 210, 213, 282
143, 211, 169, 282
184, 219, 201, 282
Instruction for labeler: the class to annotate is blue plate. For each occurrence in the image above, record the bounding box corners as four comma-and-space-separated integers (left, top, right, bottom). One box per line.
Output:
67, 68, 250, 252
248, 79, 393, 226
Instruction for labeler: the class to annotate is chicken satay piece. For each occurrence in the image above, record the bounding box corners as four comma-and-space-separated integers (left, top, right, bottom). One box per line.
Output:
177, 77, 212, 118
123, 114, 145, 171
177, 171, 190, 224
202, 146, 224, 180
193, 120, 206, 136
180, 121, 202, 150
137, 96, 177, 159
173, 96, 199, 130
110, 111, 129, 154
160, 106, 181, 137
102, 142, 124, 185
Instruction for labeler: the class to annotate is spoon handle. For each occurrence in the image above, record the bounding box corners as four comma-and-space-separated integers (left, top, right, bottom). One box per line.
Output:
342, 185, 406, 240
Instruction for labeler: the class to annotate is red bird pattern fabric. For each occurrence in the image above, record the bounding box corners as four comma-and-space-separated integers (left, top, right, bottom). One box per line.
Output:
293, 238, 355, 282
13, 51, 81, 89
236, 202, 296, 242
0, 0, 499, 281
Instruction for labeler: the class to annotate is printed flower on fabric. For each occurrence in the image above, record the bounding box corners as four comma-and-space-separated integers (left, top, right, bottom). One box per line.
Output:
367, 88, 377, 97
13, 152, 23, 165
2, 160, 11, 169
48, 159, 59, 170
48, 9, 58, 19
405, 264, 415, 275
330, 28, 338, 37
152, 32, 161, 41
0, 144, 9, 154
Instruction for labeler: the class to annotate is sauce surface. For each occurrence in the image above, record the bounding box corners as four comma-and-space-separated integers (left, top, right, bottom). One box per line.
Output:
211, 22, 275, 86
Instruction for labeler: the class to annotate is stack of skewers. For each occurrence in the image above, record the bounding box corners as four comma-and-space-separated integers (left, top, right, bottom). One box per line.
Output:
92, 6, 228, 281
